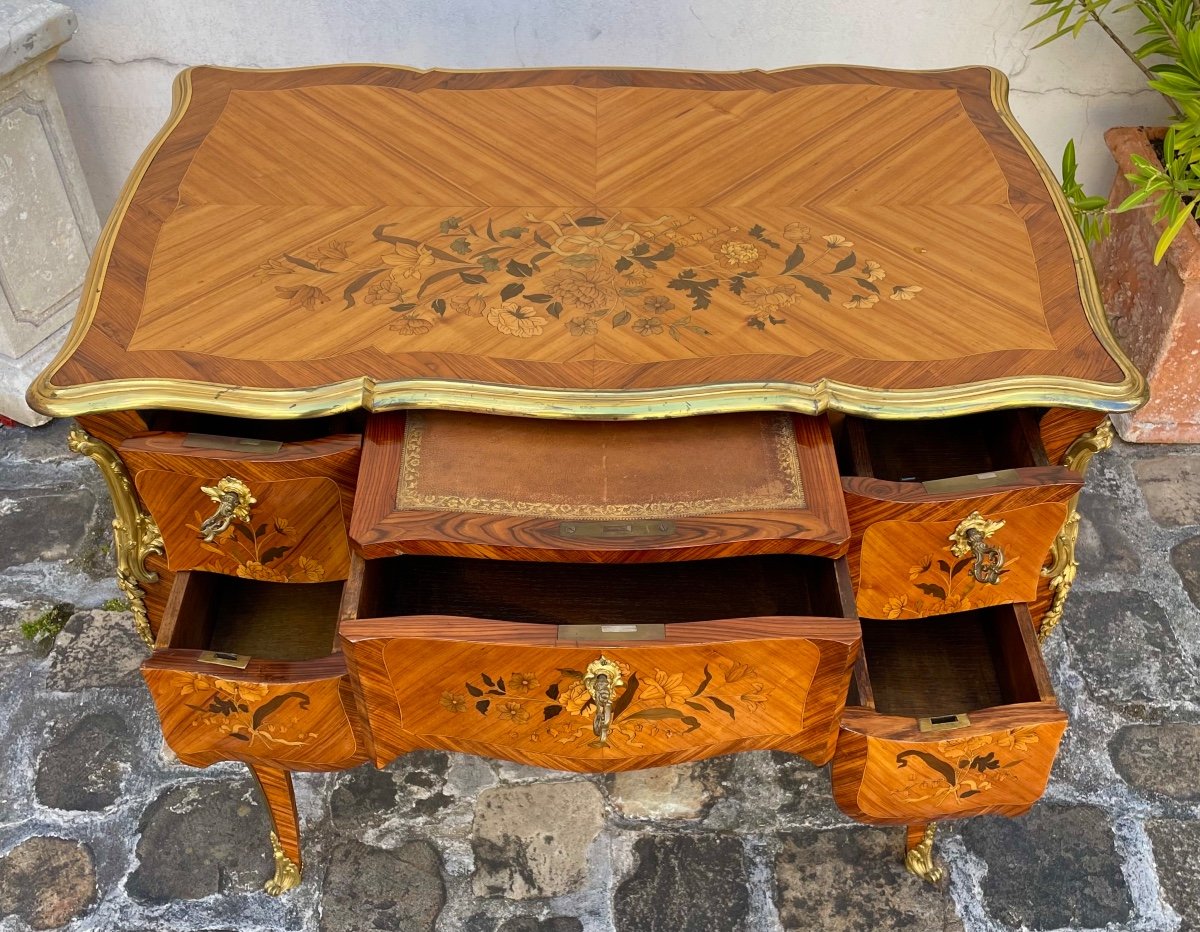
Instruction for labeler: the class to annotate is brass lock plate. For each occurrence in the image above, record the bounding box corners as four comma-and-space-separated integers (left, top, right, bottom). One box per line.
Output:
197, 650, 251, 669
922, 469, 1022, 494
559, 623, 666, 641
918, 712, 971, 732
183, 433, 283, 455
557, 520, 676, 540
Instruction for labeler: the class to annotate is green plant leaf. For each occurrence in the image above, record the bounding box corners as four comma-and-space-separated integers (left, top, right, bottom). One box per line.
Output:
1155, 197, 1195, 262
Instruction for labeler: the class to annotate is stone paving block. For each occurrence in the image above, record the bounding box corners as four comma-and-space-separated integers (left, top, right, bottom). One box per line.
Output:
125, 778, 272, 902
773, 828, 961, 931
1075, 501, 1141, 576
35, 709, 132, 810
0, 835, 97, 930
45, 610, 146, 690
1147, 819, 1200, 932
959, 805, 1132, 929
607, 762, 712, 820
1065, 590, 1197, 711
769, 751, 851, 825
319, 839, 444, 932
472, 781, 603, 899
0, 417, 74, 463
1133, 455, 1200, 526
0, 485, 96, 565
328, 764, 398, 828
1110, 723, 1200, 802
497, 917, 584, 932
0, 601, 65, 663
614, 834, 750, 932
1171, 535, 1200, 610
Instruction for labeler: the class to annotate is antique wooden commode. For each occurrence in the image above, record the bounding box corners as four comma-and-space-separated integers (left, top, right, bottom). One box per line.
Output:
28, 65, 1145, 894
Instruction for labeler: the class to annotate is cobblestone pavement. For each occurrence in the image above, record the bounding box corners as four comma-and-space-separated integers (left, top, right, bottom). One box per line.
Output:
1, 418, 1198, 931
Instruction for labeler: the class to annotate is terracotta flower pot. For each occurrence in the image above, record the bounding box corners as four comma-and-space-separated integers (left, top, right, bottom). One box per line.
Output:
1095, 126, 1200, 442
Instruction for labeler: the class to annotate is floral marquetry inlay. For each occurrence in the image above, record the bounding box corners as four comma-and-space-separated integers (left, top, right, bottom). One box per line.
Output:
893, 727, 1044, 807
187, 510, 327, 583
179, 675, 317, 750
253, 212, 924, 343
856, 502, 1069, 620
440, 657, 774, 751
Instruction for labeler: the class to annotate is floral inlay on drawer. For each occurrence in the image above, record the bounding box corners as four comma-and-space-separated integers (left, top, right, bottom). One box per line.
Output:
833, 712, 1068, 824
141, 661, 366, 771
135, 473, 352, 580
443, 656, 772, 750
341, 615, 861, 772
856, 502, 1069, 618
178, 674, 318, 750
892, 726, 1046, 807
191, 510, 329, 583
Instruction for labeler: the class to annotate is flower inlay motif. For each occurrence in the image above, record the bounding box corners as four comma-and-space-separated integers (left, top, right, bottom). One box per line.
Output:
441, 658, 773, 750
254, 212, 924, 340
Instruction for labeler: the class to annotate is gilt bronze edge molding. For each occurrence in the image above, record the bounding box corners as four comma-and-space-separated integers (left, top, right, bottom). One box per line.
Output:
29, 371, 1147, 423
1039, 418, 1115, 641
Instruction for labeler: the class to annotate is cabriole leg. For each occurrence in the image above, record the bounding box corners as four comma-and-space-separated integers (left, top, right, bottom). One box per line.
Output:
904, 822, 944, 884
249, 764, 302, 895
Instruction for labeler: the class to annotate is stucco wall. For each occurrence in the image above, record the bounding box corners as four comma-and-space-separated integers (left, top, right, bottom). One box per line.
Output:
47, 0, 1168, 219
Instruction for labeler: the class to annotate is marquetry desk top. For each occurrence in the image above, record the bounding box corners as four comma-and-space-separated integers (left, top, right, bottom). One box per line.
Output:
29, 65, 1145, 420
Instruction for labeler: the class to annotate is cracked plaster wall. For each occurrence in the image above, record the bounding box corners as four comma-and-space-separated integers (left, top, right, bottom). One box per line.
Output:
45, 0, 1172, 220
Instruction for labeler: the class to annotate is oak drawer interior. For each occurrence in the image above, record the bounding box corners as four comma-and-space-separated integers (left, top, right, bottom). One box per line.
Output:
855, 605, 1049, 719
356, 553, 854, 625
161, 571, 344, 661
838, 410, 1049, 484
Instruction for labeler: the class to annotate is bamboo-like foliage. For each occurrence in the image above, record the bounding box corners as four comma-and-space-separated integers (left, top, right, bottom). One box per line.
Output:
1028, 0, 1200, 261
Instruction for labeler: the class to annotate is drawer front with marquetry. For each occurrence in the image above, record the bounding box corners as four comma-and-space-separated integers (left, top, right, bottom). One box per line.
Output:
121, 432, 360, 579
832, 708, 1066, 824
854, 501, 1069, 618
142, 657, 367, 770
140, 568, 369, 770
136, 471, 351, 580
831, 603, 1067, 824
342, 616, 860, 772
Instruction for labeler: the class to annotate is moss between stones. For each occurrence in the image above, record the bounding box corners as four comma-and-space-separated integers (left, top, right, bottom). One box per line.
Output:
19, 603, 73, 642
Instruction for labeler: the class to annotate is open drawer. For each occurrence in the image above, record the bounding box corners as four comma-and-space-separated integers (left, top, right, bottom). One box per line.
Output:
120, 431, 361, 580
140, 571, 370, 770
350, 411, 849, 562
837, 411, 1083, 618
831, 603, 1066, 825
339, 553, 861, 771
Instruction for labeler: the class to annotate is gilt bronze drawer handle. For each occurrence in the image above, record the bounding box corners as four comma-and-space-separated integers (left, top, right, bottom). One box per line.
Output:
949, 512, 1006, 585
198, 476, 256, 541
583, 656, 625, 747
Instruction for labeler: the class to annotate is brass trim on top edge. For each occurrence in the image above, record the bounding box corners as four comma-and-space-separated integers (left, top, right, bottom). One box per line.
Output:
26, 65, 1146, 422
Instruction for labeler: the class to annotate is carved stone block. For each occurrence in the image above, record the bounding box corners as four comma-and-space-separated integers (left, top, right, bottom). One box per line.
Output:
0, 2, 98, 425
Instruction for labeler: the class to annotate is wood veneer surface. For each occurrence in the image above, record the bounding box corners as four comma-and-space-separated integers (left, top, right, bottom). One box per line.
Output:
39, 65, 1138, 416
